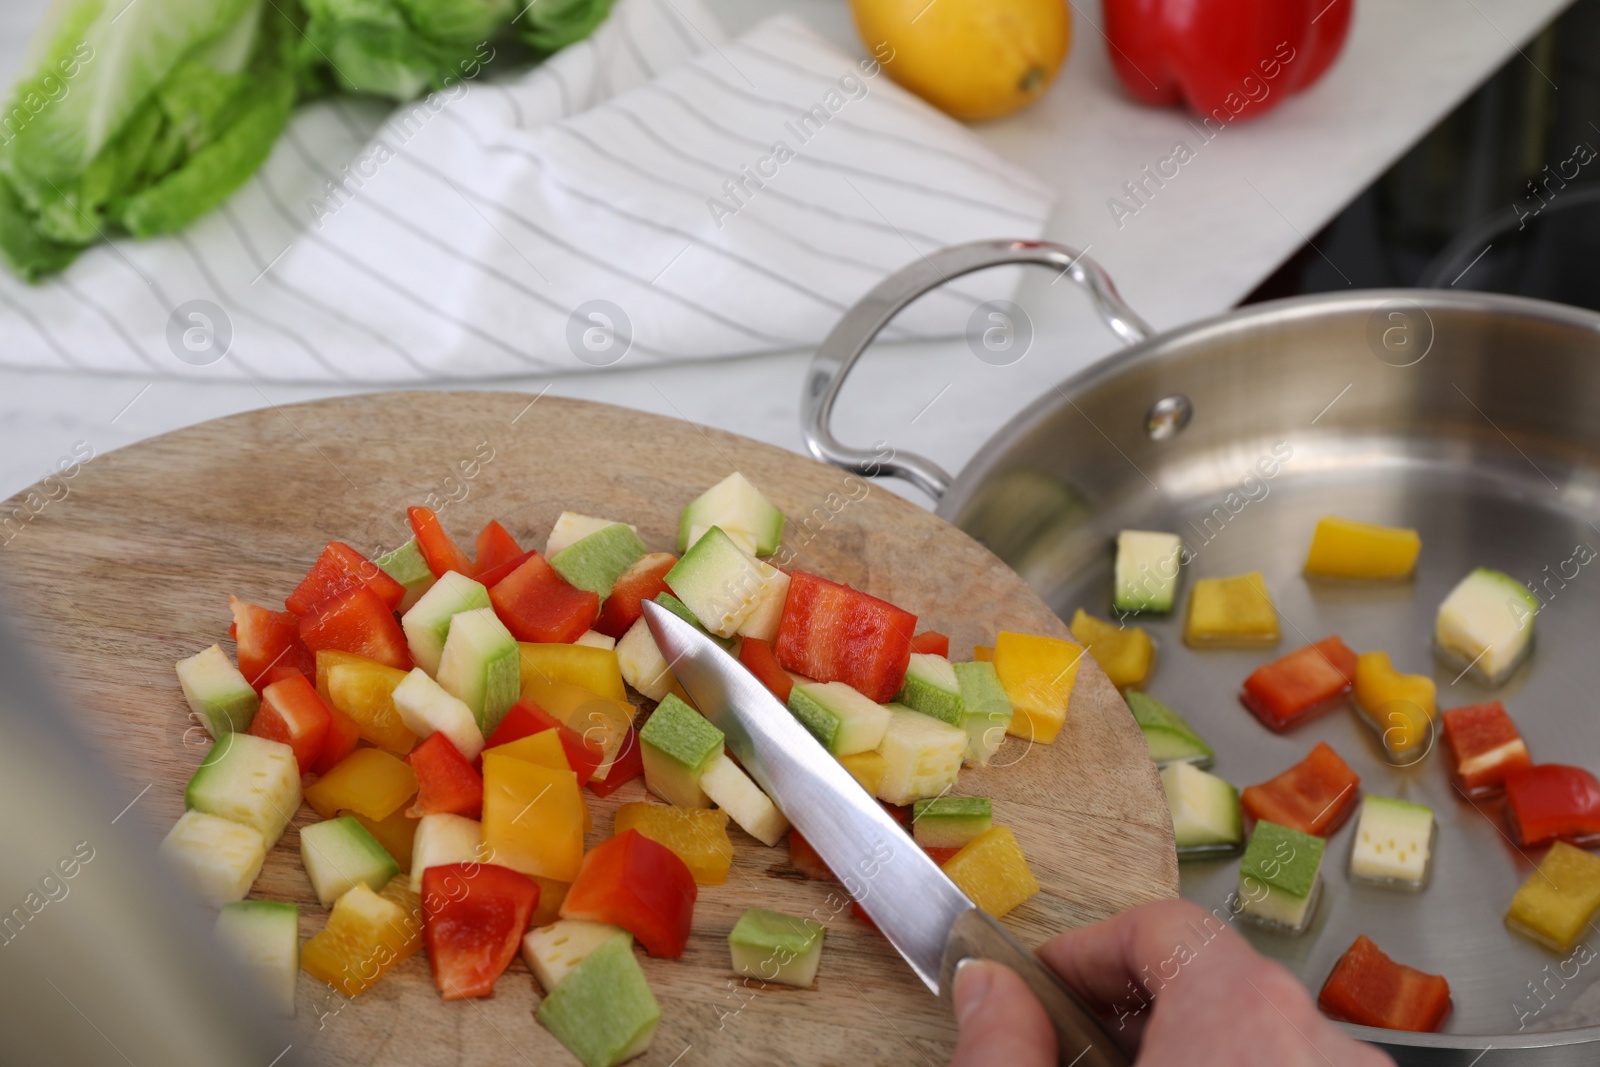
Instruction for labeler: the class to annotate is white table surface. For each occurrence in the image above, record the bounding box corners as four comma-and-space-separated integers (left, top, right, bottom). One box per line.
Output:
0, 0, 1572, 506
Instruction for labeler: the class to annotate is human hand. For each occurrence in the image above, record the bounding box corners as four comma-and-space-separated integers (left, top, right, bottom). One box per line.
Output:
948, 899, 1395, 1066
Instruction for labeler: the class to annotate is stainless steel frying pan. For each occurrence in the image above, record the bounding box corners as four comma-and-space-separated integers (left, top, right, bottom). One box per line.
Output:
803, 239, 1600, 1064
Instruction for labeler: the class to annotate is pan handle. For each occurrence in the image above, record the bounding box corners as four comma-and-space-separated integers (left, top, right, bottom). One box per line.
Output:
801, 239, 1153, 501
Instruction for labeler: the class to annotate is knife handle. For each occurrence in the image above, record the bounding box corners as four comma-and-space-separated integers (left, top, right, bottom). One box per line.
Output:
940, 908, 1132, 1067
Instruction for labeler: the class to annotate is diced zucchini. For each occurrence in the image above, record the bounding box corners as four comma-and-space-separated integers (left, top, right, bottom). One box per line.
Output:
215, 900, 299, 1016
1350, 796, 1434, 886
616, 617, 673, 702
912, 796, 992, 849
787, 681, 891, 756
575, 630, 616, 650
1126, 691, 1214, 768
700, 753, 790, 846
523, 919, 633, 993
875, 706, 967, 805
653, 592, 733, 649
1435, 567, 1540, 684
401, 572, 491, 675
664, 527, 786, 638
1238, 821, 1324, 933
545, 512, 636, 558
895, 654, 964, 726
537, 936, 660, 1067
728, 908, 823, 987
953, 661, 1012, 766
639, 694, 724, 808
160, 811, 267, 907
551, 523, 649, 598
678, 473, 786, 556
176, 644, 259, 738
1114, 530, 1183, 613
735, 567, 790, 643
375, 538, 437, 612
1159, 763, 1241, 852
300, 815, 400, 908
184, 733, 301, 848
409, 813, 483, 893
392, 667, 484, 762
436, 607, 520, 736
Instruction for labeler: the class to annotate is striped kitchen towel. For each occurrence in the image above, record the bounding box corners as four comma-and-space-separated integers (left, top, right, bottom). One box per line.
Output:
0, 0, 1054, 381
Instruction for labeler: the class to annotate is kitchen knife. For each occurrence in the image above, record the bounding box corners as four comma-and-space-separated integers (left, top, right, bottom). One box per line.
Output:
641, 601, 1131, 1067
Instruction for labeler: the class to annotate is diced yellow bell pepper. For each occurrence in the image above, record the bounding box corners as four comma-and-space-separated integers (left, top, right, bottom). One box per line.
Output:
482, 751, 585, 882
486, 731, 591, 833
305, 748, 418, 821
943, 826, 1040, 918
1304, 517, 1421, 580
1069, 610, 1155, 690
1353, 651, 1436, 756
531, 876, 570, 927
520, 676, 635, 773
973, 646, 994, 663
318, 651, 418, 755
992, 632, 1082, 744
839, 750, 888, 795
519, 643, 627, 703
1183, 572, 1279, 647
302, 882, 422, 997
378, 877, 424, 955
350, 806, 418, 873
1505, 842, 1600, 952
613, 802, 733, 885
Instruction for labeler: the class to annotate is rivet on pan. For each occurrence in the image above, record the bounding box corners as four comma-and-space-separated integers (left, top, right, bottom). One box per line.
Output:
1144, 395, 1193, 441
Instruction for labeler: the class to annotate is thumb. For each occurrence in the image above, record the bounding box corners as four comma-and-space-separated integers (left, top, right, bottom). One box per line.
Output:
948, 960, 1057, 1067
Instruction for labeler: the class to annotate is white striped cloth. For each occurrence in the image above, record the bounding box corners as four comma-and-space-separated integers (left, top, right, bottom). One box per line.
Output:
0, 0, 1054, 381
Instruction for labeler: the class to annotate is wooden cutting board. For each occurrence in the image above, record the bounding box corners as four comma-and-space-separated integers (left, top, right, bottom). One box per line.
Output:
0, 392, 1176, 1066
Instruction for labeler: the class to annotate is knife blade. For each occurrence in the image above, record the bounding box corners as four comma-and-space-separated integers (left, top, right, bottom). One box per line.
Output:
641, 601, 1130, 1066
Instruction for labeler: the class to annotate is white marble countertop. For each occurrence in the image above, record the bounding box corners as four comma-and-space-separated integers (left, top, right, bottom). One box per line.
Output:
0, 0, 1572, 506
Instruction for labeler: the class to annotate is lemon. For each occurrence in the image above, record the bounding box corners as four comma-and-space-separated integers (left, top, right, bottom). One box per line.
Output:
851, 0, 1071, 121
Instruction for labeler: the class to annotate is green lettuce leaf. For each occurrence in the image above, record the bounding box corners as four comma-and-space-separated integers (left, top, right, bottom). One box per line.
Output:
298, 0, 512, 100
519, 0, 612, 54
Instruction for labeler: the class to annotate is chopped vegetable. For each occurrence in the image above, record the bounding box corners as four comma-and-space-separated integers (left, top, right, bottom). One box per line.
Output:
1240, 636, 1358, 732
665, 526, 789, 640
401, 572, 491, 675
546, 513, 632, 558
613, 803, 733, 886
215, 900, 299, 1017
392, 667, 485, 763
875, 705, 967, 805
536, 935, 661, 1067
436, 607, 520, 736
639, 694, 724, 808
228, 596, 316, 690
788, 680, 892, 756
1435, 567, 1539, 684
304, 747, 417, 821
1114, 530, 1183, 613
1240, 741, 1360, 836
911, 796, 992, 849
587, 728, 644, 797
552, 523, 649, 598
1126, 691, 1213, 768
1441, 701, 1531, 797
895, 653, 965, 725
678, 473, 785, 556
517, 643, 627, 703
285, 541, 405, 616
1505, 841, 1600, 952
406, 732, 484, 819
488, 553, 599, 644
991, 631, 1082, 744
482, 750, 585, 881
1318, 935, 1451, 1032
299, 814, 400, 907
160, 811, 266, 907
942, 826, 1039, 918
839, 749, 888, 793
523, 919, 632, 992
1353, 651, 1436, 758
909, 631, 951, 657
349, 807, 416, 873
184, 733, 300, 847
311, 705, 362, 776
1160, 762, 1241, 853
1069, 610, 1155, 689
248, 673, 333, 774
1350, 796, 1434, 888
486, 701, 604, 786
700, 753, 791, 846
374, 539, 436, 613
595, 553, 678, 638
301, 883, 421, 998
774, 571, 916, 703
319, 651, 418, 755
616, 616, 673, 702
473, 521, 523, 578
1303, 517, 1421, 580
422, 863, 540, 1000
729, 908, 824, 987
1237, 820, 1325, 934
176, 644, 259, 738
300, 585, 412, 671
407, 506, 474, 578
1183, 572, 1278, 647
739, 635, 794, 703
1504, 764, 1600, 848
952, 660, 1013, 766
409, 812, 484, 893
561, 829, 697, 958
474, 549, 537, 591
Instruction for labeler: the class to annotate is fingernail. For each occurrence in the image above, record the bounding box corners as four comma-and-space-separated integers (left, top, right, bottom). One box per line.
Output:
954, 960, 992, 1025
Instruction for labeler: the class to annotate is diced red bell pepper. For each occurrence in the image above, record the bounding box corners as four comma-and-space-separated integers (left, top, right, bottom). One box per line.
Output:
1240, 636, 1358, 731
595, 553, 678, 639
1241, 741, 1360, 836
739, 636, 793, 703
299, 585, 412, 671
310, 705, 363, 776
484, 701, 604, 786
1442, 702, 1532, 798
774, 571, 917, 703
407, 732, 485, 819
1318, 935, 1451, 1033
248, 673, 333, 774
473, 521, 523, 577
1504, 764, 1600, 848
561, 829, 697, 958
587, 727, 643, 797
229, 596, 317, 691
408, 506, 474, 579
421, 863, 540, 1000
909, 631, 951, 658
488, 553, 599, 644
473, 549, 537, 590
284, 541, 405, 616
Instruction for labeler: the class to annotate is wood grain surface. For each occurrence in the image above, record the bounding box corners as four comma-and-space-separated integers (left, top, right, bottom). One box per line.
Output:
0, 391, 1176, 1066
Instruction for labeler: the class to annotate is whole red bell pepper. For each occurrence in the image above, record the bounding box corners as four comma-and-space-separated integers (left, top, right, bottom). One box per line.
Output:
1103, 0, 1352, 122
